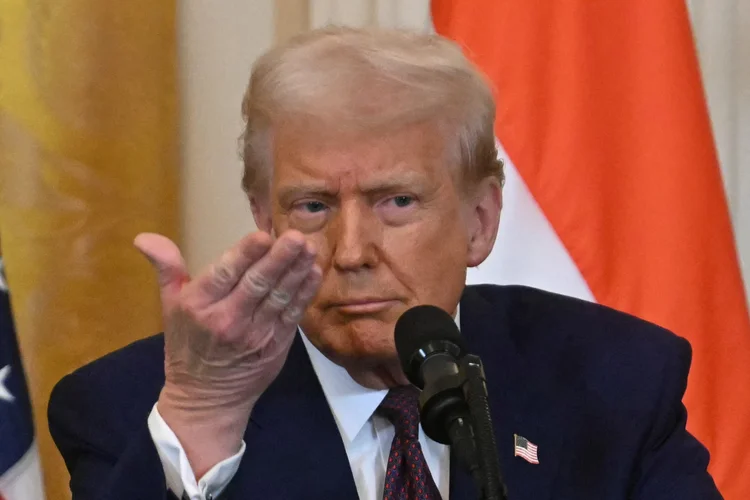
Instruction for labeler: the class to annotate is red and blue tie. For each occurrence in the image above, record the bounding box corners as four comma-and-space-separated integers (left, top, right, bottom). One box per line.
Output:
379, 386, 443, 500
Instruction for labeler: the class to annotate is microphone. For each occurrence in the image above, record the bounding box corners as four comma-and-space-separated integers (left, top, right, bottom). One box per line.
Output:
394, 304, 465, 388
394, 304, 508, 500
394, 305, 469, 444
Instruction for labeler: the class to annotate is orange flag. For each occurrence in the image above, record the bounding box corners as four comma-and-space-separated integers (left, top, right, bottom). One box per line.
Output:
434, 1, 750, 498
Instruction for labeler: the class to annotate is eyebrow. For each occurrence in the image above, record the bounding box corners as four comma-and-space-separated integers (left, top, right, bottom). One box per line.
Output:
358, 171, 428, 194
277, 184, 337, 205
277, 172, 429, 205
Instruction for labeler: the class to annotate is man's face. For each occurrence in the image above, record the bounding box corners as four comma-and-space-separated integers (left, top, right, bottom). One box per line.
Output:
256, 122, 499, 379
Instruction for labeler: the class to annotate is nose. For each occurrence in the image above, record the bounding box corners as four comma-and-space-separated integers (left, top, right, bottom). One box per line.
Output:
330, 200, 380, 272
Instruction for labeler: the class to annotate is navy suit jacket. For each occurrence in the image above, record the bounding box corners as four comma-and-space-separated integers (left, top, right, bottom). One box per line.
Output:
48, 285, 722, 499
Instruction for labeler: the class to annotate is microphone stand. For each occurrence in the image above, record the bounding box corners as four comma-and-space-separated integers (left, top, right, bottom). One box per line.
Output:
459, 355, 507, 500
419, 355, 507, 500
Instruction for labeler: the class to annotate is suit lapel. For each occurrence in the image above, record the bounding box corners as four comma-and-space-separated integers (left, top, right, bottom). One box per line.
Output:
450, 286, 571, 500
225, 333, 359, 499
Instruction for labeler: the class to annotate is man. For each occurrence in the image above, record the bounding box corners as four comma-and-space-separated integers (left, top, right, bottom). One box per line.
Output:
48, 27, 722, 499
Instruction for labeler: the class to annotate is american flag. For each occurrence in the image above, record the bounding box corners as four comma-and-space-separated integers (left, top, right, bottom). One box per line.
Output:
0, 259, 46, 500
514, 434, 539, 464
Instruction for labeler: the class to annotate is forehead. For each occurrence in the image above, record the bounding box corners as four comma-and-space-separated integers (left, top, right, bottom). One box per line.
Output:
271, 122, 452, 191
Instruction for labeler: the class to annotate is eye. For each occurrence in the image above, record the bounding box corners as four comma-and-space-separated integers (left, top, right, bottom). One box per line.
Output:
377, 195, 417, 226
391, 195, 414, 208
295, 200, 328, 213
288, 200, 329, 233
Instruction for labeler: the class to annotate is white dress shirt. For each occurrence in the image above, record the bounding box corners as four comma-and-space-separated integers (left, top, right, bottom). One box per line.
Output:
148, 311, 458, 499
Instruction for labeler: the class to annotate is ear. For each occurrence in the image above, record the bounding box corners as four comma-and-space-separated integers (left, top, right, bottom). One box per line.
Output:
250, 194, 273, 233
466, 177, 503, 268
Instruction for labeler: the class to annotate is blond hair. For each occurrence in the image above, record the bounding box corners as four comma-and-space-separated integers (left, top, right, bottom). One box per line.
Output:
239, 26, 503, 196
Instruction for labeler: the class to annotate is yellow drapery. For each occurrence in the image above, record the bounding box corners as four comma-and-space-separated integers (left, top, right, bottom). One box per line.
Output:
0, 1, 178, 497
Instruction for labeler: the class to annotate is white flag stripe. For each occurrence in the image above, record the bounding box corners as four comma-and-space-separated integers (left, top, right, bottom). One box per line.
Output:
515, 448, 538, 458
515, 452, 539, 463
466, 140, 595, 304
0, 441, 46, 500
515, 447, 539, 463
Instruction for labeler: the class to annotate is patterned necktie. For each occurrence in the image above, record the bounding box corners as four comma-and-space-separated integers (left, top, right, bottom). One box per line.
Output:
379, 385, 443, 500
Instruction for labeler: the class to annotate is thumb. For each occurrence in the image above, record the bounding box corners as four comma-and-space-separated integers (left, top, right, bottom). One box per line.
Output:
134, 233, 189, 307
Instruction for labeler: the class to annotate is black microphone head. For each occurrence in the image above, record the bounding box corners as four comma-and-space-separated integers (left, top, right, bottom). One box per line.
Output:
394, 304, 466, 387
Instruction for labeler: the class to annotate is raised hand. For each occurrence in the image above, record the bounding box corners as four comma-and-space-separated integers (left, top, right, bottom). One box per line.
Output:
134, 230, 322, 476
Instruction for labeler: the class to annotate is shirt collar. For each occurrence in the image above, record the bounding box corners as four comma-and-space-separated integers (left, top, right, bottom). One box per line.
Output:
299, 305, 461, 445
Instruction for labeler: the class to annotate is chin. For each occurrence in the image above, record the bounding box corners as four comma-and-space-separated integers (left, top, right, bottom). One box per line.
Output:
302, 313, 401, 366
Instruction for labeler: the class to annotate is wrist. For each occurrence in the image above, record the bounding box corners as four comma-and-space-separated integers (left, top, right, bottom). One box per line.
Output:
157, 386, 254, 478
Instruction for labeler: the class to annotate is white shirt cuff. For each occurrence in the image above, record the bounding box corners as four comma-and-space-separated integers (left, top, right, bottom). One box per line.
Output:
147, 404, 246, 500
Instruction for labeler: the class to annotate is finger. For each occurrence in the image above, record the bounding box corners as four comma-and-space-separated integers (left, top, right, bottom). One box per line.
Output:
279, 264, 323, 327
233, 231, 308, 308
134, 233, 189, 310
252, 247, 317, 324
190, 231, 274, 305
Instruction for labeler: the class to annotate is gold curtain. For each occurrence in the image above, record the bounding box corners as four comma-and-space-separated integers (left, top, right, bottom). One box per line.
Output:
0, 1, 178, 498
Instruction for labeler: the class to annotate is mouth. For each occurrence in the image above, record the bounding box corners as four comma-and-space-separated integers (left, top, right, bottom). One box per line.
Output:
327, 298, 401, 315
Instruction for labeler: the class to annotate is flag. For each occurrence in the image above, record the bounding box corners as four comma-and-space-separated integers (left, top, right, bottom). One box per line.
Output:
513, 434, 539, 465
433, 1, 750, 498
0, 259, 45, 500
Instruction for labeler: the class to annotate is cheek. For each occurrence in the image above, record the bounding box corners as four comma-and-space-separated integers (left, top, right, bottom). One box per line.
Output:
384, 216, 468, 290
413, 238, 468, 316
307, 232, 333, 269
269, 211, 288, 237
402, 209, 468, 261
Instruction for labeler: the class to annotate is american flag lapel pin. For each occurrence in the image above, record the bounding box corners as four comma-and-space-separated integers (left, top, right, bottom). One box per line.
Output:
514, 434, 540, 464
